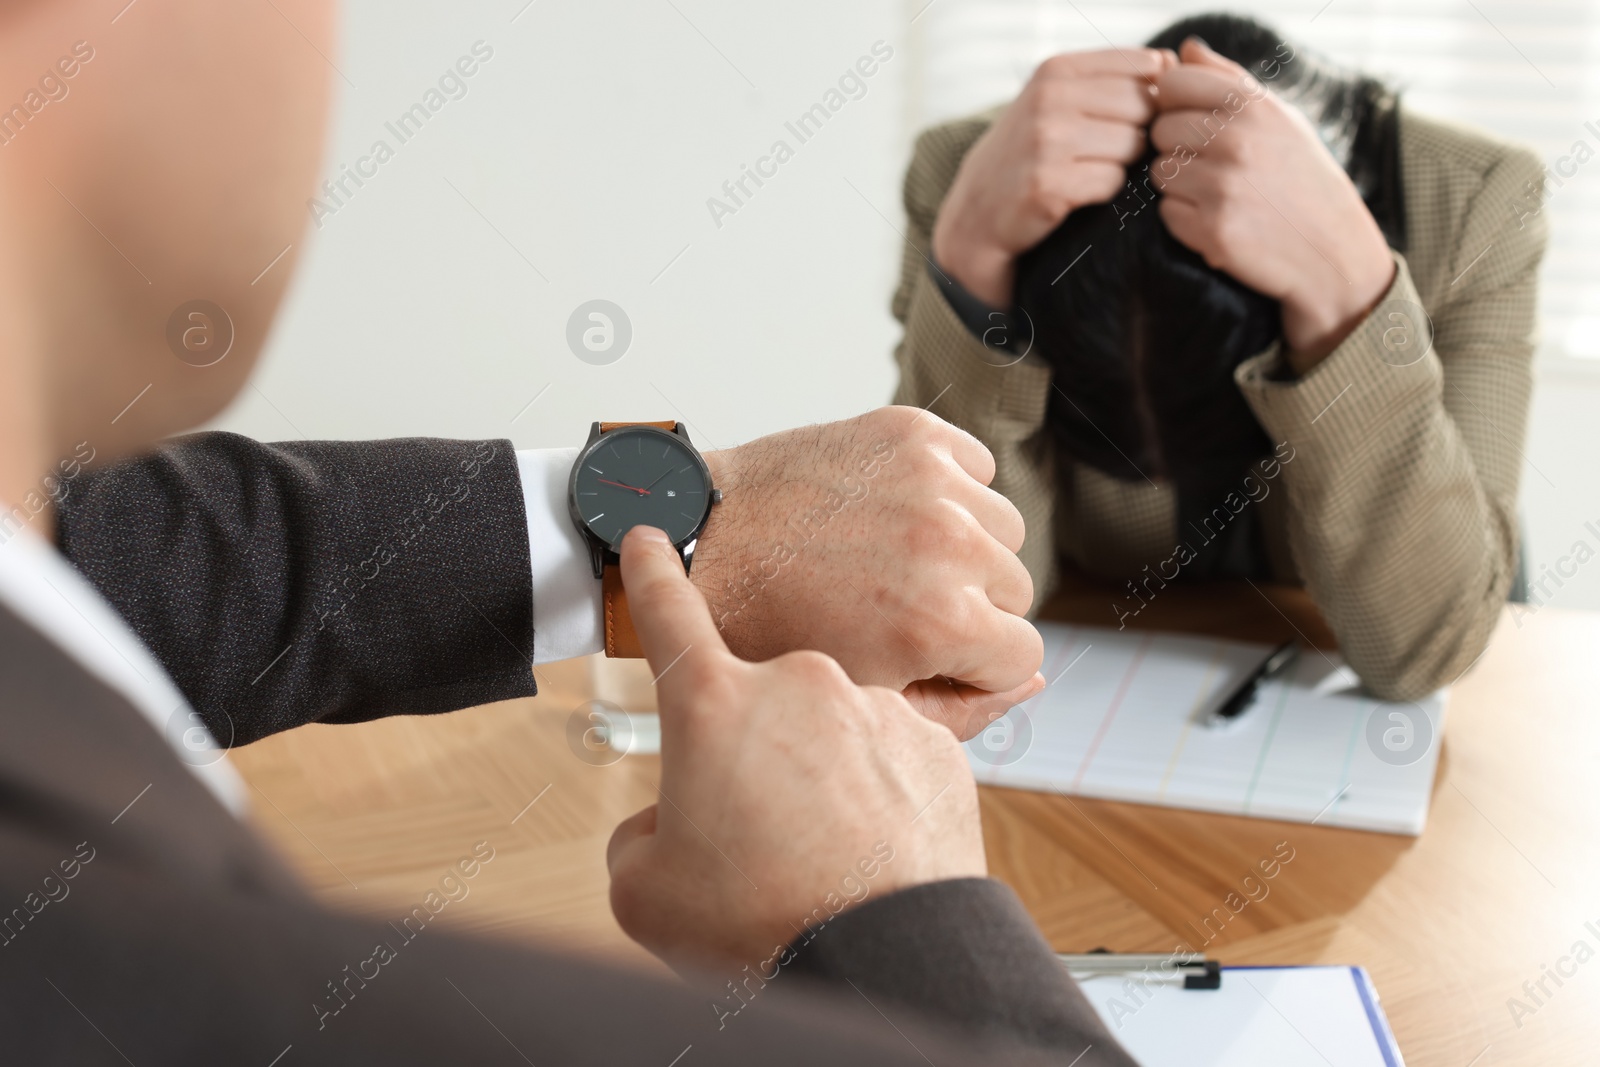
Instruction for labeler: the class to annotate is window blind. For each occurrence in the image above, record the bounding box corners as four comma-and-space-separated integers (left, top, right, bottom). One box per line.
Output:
906, 0, 1600, 362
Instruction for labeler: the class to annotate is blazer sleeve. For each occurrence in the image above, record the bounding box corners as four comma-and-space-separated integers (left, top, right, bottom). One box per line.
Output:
1, 817, 1134, 1064
889, 116, 1063, 608
55, 432, 537, 745
786, 878, 1138, 1061
1234, 145, 1548, 700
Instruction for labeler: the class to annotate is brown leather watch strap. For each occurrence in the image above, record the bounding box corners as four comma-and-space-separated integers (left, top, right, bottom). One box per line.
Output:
596, 420, 679, 658
601, 562, 643, 658
598, 420, 677, 433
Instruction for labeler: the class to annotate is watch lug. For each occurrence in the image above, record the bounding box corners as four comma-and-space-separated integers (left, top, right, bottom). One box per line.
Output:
675, 423, 691, 443
680, 537, 697, 575
586, 422, 601, 447
588, 539, 607, 579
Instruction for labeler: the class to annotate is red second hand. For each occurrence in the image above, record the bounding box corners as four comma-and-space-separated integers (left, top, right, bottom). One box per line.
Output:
597, 478, 649, 495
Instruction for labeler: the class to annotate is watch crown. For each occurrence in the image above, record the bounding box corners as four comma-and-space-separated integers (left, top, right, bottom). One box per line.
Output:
711, 488, 723, 505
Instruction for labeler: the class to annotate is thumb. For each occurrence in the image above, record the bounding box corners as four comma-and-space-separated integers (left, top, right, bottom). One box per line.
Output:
606, 803, 671, 955
1180, 35, 1243, 74
618, 525, 732, 704
607, 803, 658, 873
904, 672, 1046, 742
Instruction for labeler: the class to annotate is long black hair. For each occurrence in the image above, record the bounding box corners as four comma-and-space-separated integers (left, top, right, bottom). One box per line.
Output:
1014, 13, 1404, 577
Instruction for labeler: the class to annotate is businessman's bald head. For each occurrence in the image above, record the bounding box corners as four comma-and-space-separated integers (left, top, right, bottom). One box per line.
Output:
0, 0, 334, 487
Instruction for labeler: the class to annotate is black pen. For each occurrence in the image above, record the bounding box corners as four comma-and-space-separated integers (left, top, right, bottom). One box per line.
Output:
1204, 640, 1298, 727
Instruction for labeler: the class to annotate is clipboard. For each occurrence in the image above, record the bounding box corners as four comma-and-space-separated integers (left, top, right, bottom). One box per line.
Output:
1073, 961, 1405, 1066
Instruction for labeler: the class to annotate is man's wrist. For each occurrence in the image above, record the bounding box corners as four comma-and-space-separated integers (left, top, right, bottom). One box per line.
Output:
686, 445, 758, 647
516, 437, 737, 664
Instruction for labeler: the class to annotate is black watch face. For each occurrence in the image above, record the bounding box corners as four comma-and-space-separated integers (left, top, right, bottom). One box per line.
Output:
573, 427, 712, 549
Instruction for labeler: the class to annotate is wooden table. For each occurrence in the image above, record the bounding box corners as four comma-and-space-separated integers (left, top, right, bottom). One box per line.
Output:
231, 576, 1600, 1065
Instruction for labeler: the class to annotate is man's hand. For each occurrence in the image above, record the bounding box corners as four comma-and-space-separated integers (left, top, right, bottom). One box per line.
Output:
1150, 38, 1396, 373
932, 47, 1174, 306
692, 406, 1044, 741
608, 525, 987, 971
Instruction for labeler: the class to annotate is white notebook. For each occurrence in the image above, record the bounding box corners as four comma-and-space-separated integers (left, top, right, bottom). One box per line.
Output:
966, 624, 1447, 834
1081, 965, 1404, 1066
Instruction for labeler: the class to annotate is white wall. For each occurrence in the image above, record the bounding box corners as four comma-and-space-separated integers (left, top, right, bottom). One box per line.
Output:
213, 0, 911, 454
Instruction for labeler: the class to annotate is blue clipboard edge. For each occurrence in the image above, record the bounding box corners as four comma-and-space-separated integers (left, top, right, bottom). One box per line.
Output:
1220, 965, 1405, 1067
1350, 965, 1405, 1067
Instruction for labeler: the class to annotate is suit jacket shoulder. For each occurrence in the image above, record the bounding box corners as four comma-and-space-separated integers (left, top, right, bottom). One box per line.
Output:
1396, 107, 1548, 304
900, 108, 1000, 236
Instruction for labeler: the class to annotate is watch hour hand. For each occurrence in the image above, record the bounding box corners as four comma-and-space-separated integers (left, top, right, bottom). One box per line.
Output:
642, 467, 676, 492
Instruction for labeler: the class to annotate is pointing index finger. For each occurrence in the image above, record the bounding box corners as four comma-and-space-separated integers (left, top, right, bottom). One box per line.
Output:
617, 526, 731, 703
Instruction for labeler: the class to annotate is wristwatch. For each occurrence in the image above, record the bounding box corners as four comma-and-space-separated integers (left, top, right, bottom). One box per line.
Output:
568, 420, 721, 658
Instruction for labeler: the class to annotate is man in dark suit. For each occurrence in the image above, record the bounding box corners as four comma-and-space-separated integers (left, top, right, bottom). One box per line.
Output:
0, 0, 1137, 1062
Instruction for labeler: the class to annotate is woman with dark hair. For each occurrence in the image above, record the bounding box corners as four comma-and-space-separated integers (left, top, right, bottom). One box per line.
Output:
893, 13, 1546, 700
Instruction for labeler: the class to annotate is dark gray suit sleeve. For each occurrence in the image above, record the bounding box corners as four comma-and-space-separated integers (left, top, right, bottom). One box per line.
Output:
55, 431, 536, 745
787, 878, 1140, 1063
0, 833, 1127, 1066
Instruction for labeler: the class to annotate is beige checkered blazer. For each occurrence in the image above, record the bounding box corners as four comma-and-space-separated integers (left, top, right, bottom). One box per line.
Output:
891, 108, 1547, 701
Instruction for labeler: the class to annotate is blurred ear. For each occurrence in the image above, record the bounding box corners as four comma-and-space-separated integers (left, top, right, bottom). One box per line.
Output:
0, 0, 335, 463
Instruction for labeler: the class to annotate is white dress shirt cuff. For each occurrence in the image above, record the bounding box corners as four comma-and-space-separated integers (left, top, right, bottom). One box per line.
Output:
516, 448, 604, 664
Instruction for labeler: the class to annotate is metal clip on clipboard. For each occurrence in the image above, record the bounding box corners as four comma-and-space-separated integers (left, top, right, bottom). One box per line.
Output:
1058, 950, 1223, 990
